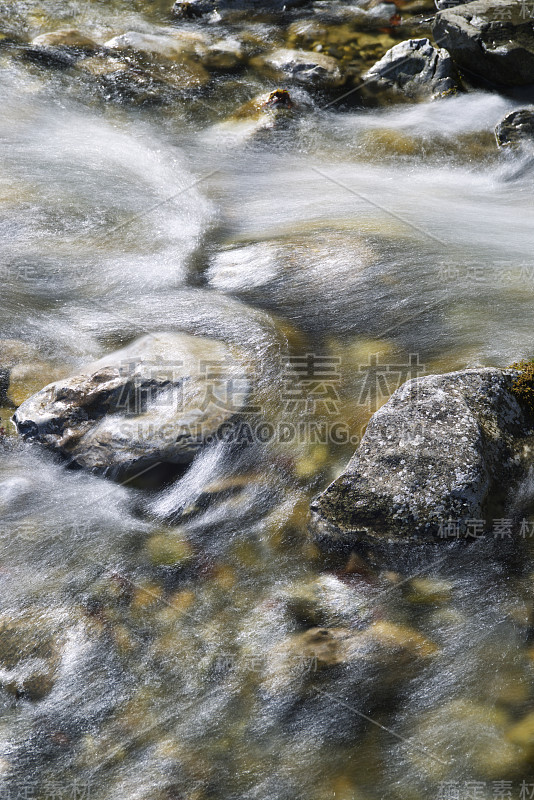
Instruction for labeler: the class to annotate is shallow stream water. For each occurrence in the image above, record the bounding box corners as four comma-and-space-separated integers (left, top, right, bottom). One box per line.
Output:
1, 2, 534, 798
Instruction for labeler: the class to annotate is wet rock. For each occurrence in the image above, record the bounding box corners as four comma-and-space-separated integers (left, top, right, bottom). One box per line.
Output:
495, 108, 534, 148
0, 611, 61, 701
77, 50, 209, 102
0, 339, 69, 409
31, 29, 98, 50
171, 0, 308, 20
363, 38, 460, 101
435, 0, 470, 8
23, 29, 99, 70
205, 88, 302, 149
251, 47, 343, 88
311, 368, 534, 554
207, 231, 377, 324
433, 0, 534, 87
103, 29, 209, 60
405, 577, 453, 604
261, 621, 436, 698
12, 332, 254, 476
171, 0, 219, 18
203, 37, 245, 70
507, 710, 534, 751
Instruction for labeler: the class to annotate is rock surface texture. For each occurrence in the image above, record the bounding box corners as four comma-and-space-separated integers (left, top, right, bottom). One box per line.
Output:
433, 0, 534, 86
13, 332, 252, 476
311, 368, 534, 553
495, 108, 534, 147
364, 38, 460, 99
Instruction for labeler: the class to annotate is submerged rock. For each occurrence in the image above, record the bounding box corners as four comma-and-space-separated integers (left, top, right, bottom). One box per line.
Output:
363, 38, 460, 101
103, 29, 208, 60
31, 29, 98, 50
77, 48, 209, 103
260, 621, 437, 705
311, 368, 534, 554
0, 610, 62, 701
251, 47, 343, 88
205, 88, 302, 149
495, 108, 534, 148
12, 332, 254, 476
23, 29, 99, 69
433, 0, 534, 87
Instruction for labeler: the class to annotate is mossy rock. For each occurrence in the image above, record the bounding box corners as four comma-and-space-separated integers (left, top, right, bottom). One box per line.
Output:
509, 360, 534, 416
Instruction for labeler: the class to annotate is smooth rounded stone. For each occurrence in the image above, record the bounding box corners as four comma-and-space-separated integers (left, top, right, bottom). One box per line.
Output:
433, 0, 534, 87
251, 47, 344, 88
12, 332, 254, 475
363, 38, 461, 101
206, 232, 377, 324
103, 30, 209, 60
405, 577, 453, 604
495, 108, 534, 148
31, 29, 98, 50
311, 368, 534, 555
23, 29, 99, 70
203, 37, 246, 70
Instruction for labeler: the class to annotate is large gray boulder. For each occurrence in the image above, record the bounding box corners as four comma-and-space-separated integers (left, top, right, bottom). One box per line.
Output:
363, 38, 460, 101
13, 332, 253, 476
311, 368, 534, 554
433, 0, 534, 86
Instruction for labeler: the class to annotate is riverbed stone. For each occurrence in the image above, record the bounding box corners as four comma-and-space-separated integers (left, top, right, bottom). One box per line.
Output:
363, 38, 461, 101
103, 30, 209, 60
495, 108, 534, 148
77, 50, 209, 102
251, 47, 344, 88
433, 0, 534, 87
0, 610, 62, 701
31, 29, 98, 50
12, 332, 254, 476
311, 368, 534, 554
261, 620, 436, 697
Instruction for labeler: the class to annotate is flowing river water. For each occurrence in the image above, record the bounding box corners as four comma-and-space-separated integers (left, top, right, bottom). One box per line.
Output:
1, 1, 534, 798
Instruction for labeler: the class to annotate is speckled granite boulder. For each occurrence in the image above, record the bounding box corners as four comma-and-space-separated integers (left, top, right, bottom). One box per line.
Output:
311, 368, 534, 553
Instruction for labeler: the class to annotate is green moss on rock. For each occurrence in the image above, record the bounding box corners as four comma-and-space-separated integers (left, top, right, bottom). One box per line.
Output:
509, 360, 534, 415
